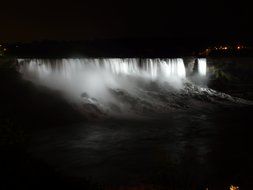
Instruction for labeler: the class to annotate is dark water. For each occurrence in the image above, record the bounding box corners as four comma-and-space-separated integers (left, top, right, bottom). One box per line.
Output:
27, 105, 253, 189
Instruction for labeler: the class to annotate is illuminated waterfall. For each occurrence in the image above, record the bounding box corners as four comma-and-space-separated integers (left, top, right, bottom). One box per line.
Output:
18, 58, 186, 81
18, 58, 187, 103
18, 58, 246, 118
198, 58, 207, 76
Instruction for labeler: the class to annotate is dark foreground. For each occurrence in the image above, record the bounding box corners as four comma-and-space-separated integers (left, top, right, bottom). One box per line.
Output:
28, 106, 253, 190
1, 58, 253, 190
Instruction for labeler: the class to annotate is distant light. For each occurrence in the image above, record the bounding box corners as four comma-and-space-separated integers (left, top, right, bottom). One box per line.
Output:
237, 46, 241, 50
224, 46, 228, 50
230, 185, 239, 190
3, 48, 7, 51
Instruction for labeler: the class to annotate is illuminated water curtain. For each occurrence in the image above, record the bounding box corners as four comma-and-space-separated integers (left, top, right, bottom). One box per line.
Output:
198, 58, 207, 76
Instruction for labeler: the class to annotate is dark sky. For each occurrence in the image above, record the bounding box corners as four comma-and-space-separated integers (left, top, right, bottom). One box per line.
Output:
0, 0, 252, 43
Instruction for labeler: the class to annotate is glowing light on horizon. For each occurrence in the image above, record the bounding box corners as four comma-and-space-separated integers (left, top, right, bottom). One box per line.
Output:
230, 185, 239, 190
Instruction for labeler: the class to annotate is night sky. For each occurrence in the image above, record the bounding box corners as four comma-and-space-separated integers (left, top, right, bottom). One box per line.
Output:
1, 0, 252, 43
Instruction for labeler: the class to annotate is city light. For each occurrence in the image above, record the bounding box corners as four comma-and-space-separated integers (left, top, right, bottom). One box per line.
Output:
230, 185, 239, 190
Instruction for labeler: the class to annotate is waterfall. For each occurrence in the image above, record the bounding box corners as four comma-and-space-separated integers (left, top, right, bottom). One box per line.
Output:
17, 57, 248, 118
17, 58, 204, 117
18, 58, 187, 107
198, 58, 207, 76
18, 58, 186, 80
